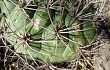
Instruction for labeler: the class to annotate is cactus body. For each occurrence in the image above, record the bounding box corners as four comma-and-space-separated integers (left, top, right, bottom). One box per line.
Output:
0, 0, 97, 64
1, 0, 15, 16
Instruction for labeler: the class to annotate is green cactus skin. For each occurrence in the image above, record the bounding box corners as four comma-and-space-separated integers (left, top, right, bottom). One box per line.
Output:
70, 22, 88, 48
29, 8, 52, 35
1, 0, 15, 16
54, 9, 67, 25
82, 21, 97, 44
65, 16, 96, 47
65, 15, 88, 46
41, 24, 76, 63
3, 6, 55, 63
33, 0, 45, 4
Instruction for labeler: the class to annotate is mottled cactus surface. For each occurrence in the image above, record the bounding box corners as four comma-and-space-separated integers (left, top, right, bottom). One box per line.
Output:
0, 0, 97, 63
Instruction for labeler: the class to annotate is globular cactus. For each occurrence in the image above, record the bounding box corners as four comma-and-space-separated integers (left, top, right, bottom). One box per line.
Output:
0, 0, 97, 64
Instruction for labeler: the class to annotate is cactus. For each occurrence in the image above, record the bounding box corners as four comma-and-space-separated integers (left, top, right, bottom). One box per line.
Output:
1, 0, 15, 16
0, 0, 97, 64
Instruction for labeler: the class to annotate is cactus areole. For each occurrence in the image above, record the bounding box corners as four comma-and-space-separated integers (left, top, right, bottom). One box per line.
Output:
1, 2, 97, 63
